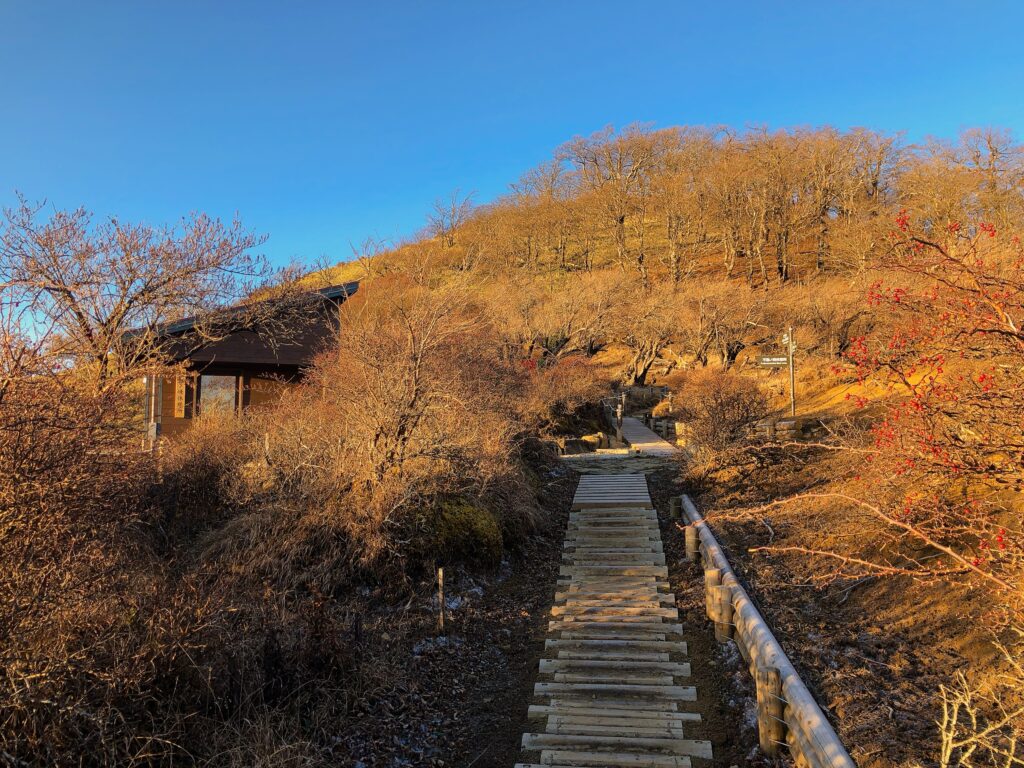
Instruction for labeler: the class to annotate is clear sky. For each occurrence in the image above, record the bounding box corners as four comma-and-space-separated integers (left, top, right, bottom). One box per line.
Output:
2, 1, 1022, 267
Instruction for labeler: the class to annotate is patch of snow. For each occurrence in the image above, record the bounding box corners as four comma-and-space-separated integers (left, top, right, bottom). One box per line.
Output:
741, 696, 759, 732
444, 595, 464, 611
412, 635, 464, 655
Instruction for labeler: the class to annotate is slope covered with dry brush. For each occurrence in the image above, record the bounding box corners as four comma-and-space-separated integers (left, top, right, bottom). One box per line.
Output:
4, 123, 1024, 765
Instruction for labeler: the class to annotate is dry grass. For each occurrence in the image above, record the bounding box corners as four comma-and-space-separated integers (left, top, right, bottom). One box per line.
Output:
0, 275, 605, 766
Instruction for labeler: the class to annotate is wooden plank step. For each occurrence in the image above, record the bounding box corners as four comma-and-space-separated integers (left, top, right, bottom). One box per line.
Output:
523, 733, 713, 759
557, 591, 667, 601
552, 610, 679, 622
559, 580, 666, 587
553, 672, 675, 685
546, 639, 687, 653
574, 481, 649, 488
558, 593, 669, 603
551, 606, 678, 618
557, 631, 667, 641
569, 515, 657, 523
554, 615, 676, 625
557, 594, 674, 604
570, 516, 656, 523
548, 696, 686, 711
556, 593, 670, 603
549, 622, 681, 635
566, 540, 658, 546
521, 755, 691, 768
543, 720, 686, 738
566, 536, 659, 544
573, 501, 654, 510
565, 540, 659, 548
563, 556, 667, 566
557, 650, 671, 662
518, 755, 691, 768
560, 566, 668, 577
565, 545, 664, 553
528, 704, 700, 722
545, 722, 685, 739
556, 600, 673, 611
552, 601, 674, 612
560, 582, 666, 590
534, 682, 697, 701
572, 493, 650, 498
569, 531, 657, 536
540, 659, 690, 675
566, 552, 660, 560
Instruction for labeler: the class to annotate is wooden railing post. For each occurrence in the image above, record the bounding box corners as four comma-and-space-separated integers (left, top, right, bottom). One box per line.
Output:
437, 566, 446, 635
669, 497, 681, 520
756, 665, 785, 757
704, 567, 721, 620
712, 584, 734, 642
685, 524, 699, 562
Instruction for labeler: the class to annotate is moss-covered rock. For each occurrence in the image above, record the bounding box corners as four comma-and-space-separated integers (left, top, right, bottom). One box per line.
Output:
419, 499, 503, 569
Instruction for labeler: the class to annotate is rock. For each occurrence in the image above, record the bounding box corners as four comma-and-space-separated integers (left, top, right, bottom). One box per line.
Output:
561, 438, 589, 455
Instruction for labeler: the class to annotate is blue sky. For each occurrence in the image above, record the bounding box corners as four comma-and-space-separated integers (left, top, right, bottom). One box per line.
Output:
2, 1, 1022, 267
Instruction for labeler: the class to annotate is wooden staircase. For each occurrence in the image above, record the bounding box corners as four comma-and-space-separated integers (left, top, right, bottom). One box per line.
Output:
515, 474, 712, 768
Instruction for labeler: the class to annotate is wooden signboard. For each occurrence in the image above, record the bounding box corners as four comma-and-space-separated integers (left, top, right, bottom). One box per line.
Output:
759, 355, 789, 367
173, 376, 186, 418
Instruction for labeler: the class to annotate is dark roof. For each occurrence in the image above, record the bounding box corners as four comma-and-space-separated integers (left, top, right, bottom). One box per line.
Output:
160, 281, 359, 336
140, 281, 360, 369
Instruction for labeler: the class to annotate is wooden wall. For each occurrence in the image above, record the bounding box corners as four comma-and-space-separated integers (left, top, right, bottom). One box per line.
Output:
154, 373, 298, 439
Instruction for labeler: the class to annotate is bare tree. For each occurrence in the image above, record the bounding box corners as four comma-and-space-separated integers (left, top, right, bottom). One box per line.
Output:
427, 189, 475, 249
0, 199, 276, 391
562, 125, 669, 285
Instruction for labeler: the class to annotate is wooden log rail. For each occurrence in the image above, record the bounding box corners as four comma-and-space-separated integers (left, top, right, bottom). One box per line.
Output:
681, 495, 856, 768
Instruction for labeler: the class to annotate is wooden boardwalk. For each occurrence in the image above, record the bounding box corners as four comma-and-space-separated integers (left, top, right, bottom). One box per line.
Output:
516, 474, 711, 768
620, 417, 677, 457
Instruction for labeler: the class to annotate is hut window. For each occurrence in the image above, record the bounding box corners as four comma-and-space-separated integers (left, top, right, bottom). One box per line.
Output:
198, 374, 237, 416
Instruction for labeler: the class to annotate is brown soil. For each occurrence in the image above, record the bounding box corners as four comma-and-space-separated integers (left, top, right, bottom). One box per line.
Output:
682, 444, 998, 768
337, 466, 571, 768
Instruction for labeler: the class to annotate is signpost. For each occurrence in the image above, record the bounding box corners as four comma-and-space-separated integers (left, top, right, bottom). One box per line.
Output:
760, 326, 797, 416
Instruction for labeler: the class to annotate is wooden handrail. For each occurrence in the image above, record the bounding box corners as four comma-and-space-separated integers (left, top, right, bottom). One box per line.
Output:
682, 494, 856, 768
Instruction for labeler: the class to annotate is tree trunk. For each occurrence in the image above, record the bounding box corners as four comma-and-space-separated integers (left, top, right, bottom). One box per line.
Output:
776, 228, 790, 282
624, 341, 659, 385
667, 214, 682, 284
816, 209, 829, 272
615, 214, 628, 268
721, 339, 745, 369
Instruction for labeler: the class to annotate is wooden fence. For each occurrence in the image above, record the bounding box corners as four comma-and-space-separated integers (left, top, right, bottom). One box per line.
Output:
682, 495, 856, 768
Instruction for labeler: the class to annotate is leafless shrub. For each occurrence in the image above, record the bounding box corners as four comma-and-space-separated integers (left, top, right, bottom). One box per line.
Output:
663, 367, 768, 450
938, 631, 1024, 767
